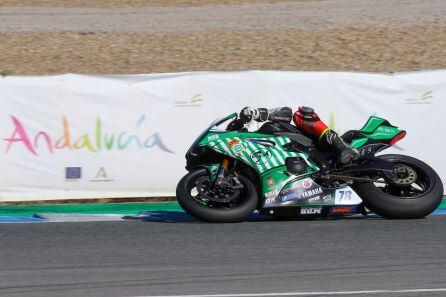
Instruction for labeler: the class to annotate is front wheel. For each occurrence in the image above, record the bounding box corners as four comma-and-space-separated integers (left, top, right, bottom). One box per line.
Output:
353, 154, 443, 219
176, 169, 258, 223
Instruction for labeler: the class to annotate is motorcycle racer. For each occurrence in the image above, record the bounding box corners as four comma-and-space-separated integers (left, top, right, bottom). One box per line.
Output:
240, 106, 359, 164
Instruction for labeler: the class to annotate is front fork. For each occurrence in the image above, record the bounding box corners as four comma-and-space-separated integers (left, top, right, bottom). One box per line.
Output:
215, 159, 231, 186
214, 158, 244, 190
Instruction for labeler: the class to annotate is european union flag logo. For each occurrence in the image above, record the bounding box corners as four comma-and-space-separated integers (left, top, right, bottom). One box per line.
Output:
65, 167, 82, 180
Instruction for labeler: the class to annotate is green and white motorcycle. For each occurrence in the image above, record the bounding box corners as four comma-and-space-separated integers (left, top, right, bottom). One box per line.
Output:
176, 113, 443, 222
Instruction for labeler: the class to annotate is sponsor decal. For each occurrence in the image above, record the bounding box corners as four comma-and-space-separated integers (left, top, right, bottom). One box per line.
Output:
405, 91, 433, 104
207, 134, 219, 141
331, 206, 357, 214
300, 187, 323, 199
376, 126, 398, 134
272, 116, 291, 122
266, 177, 275, 187
90, 167, 114, 182
303, 121, 316, 128
322, 194, 333, 201
308, 196, 321, 202
174, 94, 204, 107
65, 167, 81, 180
302, 178, 312, 189
3, 115, 174, 156
300, 206, 322, 215
232, 144, 244, 154
229, 138, 244, 153
251, 149, 272, 165
280, 187, 323, 202
280, 178, 313, 194
229, 138, 241, 147
265, 189, 279, 198
280, 192, 300, 202
265, 197, 277, 204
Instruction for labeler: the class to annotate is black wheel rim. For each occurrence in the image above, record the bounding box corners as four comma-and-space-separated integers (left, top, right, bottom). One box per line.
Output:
373, 161, 433, 199
187, 173, 250, 209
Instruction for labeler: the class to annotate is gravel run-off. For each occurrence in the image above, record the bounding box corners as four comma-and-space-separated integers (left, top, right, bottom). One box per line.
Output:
1, 0, 446, 74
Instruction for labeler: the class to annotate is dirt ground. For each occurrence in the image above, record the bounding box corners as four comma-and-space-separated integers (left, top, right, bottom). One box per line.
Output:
1, 0, 445, 74
1, 27, 445, 75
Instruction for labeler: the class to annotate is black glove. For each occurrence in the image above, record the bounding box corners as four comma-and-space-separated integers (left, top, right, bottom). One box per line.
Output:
240, 107, 260, 123
240, 107, 271, 123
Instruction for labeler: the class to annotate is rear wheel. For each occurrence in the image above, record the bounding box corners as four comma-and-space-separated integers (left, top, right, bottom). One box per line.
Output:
176, 169, 258, 223
353, 154, 443, 219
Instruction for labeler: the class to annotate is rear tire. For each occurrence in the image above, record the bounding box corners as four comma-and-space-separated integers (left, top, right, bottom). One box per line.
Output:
353, 154, 443, 219
176, 169, 258, 223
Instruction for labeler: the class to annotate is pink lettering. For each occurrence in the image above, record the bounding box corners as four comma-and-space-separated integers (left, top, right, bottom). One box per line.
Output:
4, 116, 38, 155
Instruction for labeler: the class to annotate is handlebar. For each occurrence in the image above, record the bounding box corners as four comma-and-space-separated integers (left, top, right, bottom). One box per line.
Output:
226, 117, 245, 131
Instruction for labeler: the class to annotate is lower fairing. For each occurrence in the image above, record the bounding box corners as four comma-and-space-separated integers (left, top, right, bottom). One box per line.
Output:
263, 177, 362, 207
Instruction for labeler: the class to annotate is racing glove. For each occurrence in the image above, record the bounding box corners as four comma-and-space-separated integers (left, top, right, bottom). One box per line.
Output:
240, 107, 268, 123
323, 130, 360, 164
240, 107, 291, 123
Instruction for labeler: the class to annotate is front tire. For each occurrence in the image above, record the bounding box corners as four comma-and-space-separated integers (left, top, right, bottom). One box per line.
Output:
353, 154, 443, 219
176, 169, 258, 223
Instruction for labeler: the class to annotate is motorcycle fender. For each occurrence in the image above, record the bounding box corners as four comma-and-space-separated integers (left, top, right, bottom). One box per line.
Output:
194, 164, 220, 182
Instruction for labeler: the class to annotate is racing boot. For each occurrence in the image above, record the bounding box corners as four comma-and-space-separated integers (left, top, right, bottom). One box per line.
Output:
322, 130, 360, 164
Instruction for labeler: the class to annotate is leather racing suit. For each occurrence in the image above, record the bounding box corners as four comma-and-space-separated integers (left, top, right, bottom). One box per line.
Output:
240, 106, 359, 164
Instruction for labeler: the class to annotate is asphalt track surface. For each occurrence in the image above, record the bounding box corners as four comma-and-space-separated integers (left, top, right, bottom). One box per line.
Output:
1, 215, 446, 297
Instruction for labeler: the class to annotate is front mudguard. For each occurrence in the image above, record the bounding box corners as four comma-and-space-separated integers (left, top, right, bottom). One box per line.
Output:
196, 164, 220, 182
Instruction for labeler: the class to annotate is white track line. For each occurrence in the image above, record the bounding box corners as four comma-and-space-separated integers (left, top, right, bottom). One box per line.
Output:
133, 288, 446, 297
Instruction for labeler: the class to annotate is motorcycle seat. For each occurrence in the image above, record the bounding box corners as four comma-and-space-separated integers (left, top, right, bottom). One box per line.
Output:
341, 130, 366, 144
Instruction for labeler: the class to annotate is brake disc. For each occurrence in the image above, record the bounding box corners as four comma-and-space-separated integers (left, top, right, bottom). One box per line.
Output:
196, 177, 240, 203
386, 164, 418, 186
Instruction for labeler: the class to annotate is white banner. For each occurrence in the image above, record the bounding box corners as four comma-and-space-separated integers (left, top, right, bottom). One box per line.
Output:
0, 70, 445, 201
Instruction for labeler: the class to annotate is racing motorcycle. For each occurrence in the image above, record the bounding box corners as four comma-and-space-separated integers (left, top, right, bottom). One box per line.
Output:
176, 112, 443, 222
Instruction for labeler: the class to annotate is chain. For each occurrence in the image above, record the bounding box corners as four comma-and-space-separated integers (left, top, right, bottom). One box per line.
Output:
320, 174, 379, 183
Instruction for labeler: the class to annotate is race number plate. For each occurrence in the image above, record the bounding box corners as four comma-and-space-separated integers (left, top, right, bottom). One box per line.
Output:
334, 187, 362, 205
